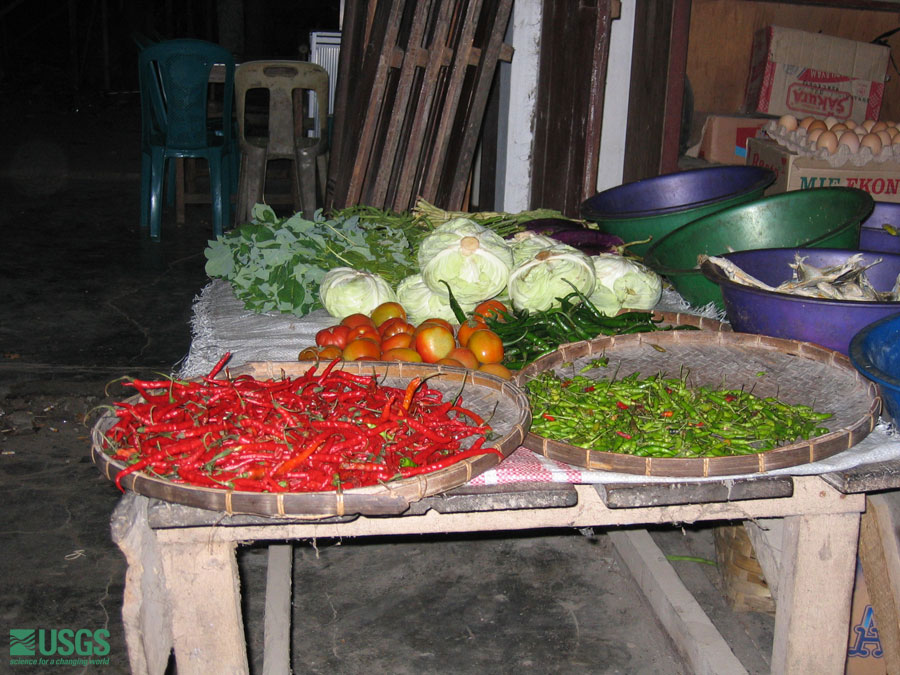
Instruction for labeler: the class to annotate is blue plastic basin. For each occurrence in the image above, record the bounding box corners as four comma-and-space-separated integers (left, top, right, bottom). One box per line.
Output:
860, 201, 900, 254
850, 312, 900, 426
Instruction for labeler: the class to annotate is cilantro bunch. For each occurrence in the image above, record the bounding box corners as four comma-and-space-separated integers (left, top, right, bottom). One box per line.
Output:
204, 204, 426, 317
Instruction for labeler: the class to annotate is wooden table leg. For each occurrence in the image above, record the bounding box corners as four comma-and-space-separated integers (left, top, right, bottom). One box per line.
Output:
110, 494, 174, 675
158, 537, 249, 675
770, 511, 860, 674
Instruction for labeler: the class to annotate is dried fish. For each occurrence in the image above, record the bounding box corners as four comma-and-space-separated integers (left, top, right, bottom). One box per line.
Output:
700, 253, 900, 302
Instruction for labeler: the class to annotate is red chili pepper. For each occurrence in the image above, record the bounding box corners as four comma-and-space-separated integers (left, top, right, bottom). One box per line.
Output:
542, 413, 556, 421
615, 430, 632, 439
616, 401, 629, 410
661, 410, 674, 418
402, 377, 423, 411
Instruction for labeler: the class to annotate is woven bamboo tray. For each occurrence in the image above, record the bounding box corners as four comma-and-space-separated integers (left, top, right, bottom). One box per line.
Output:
513, 331, 881, 477
92, 361, 531, 518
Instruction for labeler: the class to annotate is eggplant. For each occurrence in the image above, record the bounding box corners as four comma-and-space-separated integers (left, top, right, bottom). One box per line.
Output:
519, 218, 583, 236
546, 228, 625, 256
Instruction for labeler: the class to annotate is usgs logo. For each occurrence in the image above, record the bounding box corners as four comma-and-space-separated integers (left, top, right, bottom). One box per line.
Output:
9, 628, 110, 667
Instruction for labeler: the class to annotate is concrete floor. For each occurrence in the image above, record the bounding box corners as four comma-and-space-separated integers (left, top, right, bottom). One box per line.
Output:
0, 88, 775, 674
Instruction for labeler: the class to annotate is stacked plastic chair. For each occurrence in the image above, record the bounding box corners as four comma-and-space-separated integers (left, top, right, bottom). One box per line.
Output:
234, 61, 329, 223
138, 39, 236, 240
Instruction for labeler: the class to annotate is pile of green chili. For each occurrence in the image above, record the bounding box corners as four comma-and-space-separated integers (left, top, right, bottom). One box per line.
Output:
482, 289, 697, 371
524, 367, 833, 458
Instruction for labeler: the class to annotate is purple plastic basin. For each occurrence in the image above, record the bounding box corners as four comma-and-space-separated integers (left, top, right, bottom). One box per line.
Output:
700, 248, 900, 355
860, 201, 900, 254
850, 312, 900, 425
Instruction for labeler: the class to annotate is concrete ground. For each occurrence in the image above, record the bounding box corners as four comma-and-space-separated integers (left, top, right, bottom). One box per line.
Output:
0, 86, 775, 674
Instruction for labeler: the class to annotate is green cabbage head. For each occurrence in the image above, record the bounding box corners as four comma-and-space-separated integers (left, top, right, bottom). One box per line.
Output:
319, 267, 397, 319
508, 245, 595, 313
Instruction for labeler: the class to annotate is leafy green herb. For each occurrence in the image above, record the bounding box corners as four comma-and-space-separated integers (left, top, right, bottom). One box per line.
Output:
205, 204, 427, 317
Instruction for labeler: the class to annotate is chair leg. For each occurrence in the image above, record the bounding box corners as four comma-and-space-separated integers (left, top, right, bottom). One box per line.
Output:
296, 149, 317, 220
149, 152, 167, 241
209, 157, 226, 238
140, 152, 151, 229
238, 150, 268, 225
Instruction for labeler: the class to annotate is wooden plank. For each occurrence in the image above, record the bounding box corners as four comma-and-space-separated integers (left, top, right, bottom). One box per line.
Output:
444, 0, 514, 210
262, 544, 293, 675
744, 518, 784, 598
609, 528, 749, 675
820, 461, 900, 494
598, 476, 794, 509
770, 512, 860, 673
858, 493, 900, 673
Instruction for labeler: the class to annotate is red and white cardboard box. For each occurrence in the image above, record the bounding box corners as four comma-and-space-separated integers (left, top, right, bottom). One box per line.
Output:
742, 25, 889, 122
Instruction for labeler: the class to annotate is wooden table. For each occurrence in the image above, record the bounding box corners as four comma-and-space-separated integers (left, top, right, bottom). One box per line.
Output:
110, 460, 900, 675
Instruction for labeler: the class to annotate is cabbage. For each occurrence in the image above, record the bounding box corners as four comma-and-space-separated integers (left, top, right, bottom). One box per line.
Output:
507, 245, 595, 313
418, 217, 514, 304
508, 231, 562, 267
319, 267, 397, 318
589, 254, 662, 313
396, 274, 476, 326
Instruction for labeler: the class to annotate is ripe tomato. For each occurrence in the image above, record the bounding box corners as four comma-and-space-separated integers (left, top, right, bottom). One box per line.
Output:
370, 302, 407, 327
340, 313, 376, 330
382, 332, 414, 352
478, 362, 512, 380
347, 324, 381, 343
318, 345, 343, 360
343, 337, 381, 361
298, 346, 321, 361
474, 299, 508, 322
456, 318, 486, 348
315, 324, 351, 349
436, 357, 465, 368
416, 317, 454, 334
446, 347, 479, 370
382, 347, 423, 363
379, 317, 416, 339
466, 329, 504, 364
414, 324, 456, 363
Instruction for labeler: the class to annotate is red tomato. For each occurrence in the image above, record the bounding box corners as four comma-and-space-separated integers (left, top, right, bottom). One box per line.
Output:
467, 329, 504, 364
341, 313, 376, 330
343, 337, 381, 361
379, 317, 416, 339
315, 325, 351, 349
447, 346, 479, 370
474, 299, 509, 322
456, 318, 486, 348
347, 324, 381, 343
298, 346, 321, 361
414, 324, 456, 363
382, 347, 423, 363
478, 362, 512, 379
382, 333, 414, 351
416, 317, 454, 334
371, 302, 407, 327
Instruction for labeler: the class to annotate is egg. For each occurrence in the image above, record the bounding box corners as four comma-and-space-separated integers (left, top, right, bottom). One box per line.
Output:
824, 116, 839, 129
888, 121, 898, 128
777, 114, 798, 132
888, 127, 899, 140
799, 116, 818, 131
860, 133, 883, 155
844, 119, 858, 130
807, 128, 825, 144
838, 130, 860, 153
877, 130, 892, 148
872, 121, 888, 134
807, 119, 828, 134
862, 119, 877, 132
830, 123, 848, 133
816, 130, 839, 154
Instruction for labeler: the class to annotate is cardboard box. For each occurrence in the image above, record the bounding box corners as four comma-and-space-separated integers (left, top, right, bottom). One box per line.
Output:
742, 25, 889, 121
746, 137, 900, 203
697, 115, 773, 165
846, 560, 886, 675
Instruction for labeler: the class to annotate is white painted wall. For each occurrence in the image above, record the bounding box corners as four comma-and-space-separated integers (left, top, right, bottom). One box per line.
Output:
497, 1, 634, 210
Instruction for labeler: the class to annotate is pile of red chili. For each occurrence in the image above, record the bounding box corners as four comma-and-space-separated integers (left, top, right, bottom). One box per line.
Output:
99, 354, 500, 493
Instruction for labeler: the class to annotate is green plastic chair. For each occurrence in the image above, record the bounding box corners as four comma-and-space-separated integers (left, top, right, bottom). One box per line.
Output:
139, 39, 236, 240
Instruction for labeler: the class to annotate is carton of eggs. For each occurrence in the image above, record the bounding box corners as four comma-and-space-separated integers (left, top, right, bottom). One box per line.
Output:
772, 114, 900, 164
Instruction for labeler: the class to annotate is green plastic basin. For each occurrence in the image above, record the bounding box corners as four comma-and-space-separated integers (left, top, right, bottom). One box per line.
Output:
643, 187, 873, 309
580, 166, 776, 256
